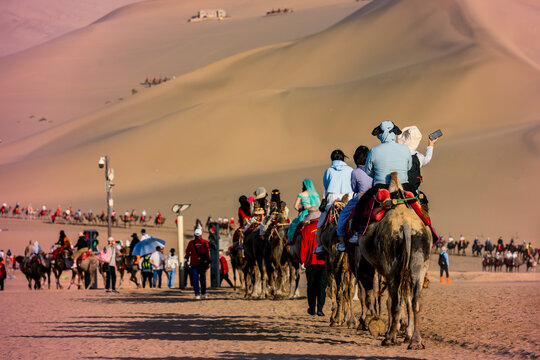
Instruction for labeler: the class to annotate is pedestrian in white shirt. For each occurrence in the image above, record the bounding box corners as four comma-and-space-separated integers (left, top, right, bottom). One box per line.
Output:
150, 246, 164, 288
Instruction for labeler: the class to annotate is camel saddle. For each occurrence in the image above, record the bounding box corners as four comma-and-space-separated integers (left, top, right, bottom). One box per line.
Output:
76, 250, 92, 266
349, 189, 439, 242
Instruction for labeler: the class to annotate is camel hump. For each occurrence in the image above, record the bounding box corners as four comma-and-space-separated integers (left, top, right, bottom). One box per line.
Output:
388, 172, 402, 193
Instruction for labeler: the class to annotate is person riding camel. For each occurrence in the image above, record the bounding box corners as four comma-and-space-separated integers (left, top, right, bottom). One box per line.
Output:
56, 230, 70, 248
396, 125, 438, 195
348, 121, 411, 245
129, 233, 140, 256
237, 195, 252, 228
259, 189, 289, 239
72, 233, 89, 268
314, 149, 354, 254
243, 187, 268, 233
336, 145, 372, 251
287, 179, 320, 242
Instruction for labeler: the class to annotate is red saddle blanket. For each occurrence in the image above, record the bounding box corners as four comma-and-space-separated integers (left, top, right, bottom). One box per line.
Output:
76, 250, 92, 265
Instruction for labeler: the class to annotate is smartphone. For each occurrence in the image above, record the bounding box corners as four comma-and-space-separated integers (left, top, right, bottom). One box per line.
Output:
429, 129, 443, 141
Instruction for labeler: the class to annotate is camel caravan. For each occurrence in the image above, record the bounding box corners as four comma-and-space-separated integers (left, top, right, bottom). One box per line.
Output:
16, 231, 142, 291
1, 203, 166, 228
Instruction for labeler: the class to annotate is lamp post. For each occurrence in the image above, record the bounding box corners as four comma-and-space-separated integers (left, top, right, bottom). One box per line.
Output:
172, 203, 191, 289
98, 156, 114, 239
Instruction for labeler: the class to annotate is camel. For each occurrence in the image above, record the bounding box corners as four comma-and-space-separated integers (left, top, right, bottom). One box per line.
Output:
242, 227, 264, 298
68, 251, 100, 289
320, 197, 357, 329
284, 230, 302, 298
263, 214, 290, 299
117, 253, 141, 288
51, 249, 73, 289
358, 173, 431, 349
15, 255, 47, 290
457, 241, 469, 256
229, 229, 246, 290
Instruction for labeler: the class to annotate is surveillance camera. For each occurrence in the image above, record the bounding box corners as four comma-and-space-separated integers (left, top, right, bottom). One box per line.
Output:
98, 157, 105, 168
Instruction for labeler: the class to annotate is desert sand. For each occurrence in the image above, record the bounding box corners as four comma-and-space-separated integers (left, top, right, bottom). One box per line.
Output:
1, 218, 539, 360
1, 0, 540, 358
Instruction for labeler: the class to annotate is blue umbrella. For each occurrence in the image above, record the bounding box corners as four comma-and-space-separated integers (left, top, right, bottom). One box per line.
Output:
132, 237, 165, 256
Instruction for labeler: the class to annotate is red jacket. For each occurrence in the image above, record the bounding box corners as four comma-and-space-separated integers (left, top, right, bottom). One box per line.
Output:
238, 207, 251, 227
219, 255, 229, 275
300, 221, 325, 266
185, 238, 210, 268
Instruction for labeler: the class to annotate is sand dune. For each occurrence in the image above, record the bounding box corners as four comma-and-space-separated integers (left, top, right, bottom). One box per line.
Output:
0, 0, 539, 242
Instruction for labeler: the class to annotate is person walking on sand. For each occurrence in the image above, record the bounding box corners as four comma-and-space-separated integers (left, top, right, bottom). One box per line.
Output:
150, 246, 164, 288
438, 246, 451, 283
300, 207, 327, 316
0, 257, 7, 290
185, 228, 210, 299
219, 253, 234, 289
165, 248, 179, 289
105, 237, 119, 293
139, 254, 153, 288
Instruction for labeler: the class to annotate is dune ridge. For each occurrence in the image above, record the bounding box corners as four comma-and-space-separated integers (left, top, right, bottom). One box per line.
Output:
0, 0, 539, 242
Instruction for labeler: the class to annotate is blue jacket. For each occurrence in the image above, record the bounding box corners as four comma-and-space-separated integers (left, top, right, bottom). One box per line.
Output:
323, 160, 354, 196
365, 122, 411, 185
440, 251, 449, 266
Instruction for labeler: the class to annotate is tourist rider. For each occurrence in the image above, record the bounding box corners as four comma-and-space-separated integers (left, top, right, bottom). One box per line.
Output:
129, 233, 140, 256
336, 145, 372, 251
349, 121, 411, 238
237, 195, 251, 227
396, 126, 438, 194
287, 179, 320, 242
314, 149, 354, 254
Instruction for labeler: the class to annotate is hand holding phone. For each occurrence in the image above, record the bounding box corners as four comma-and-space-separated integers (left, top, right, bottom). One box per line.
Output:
429, 129, 443, 141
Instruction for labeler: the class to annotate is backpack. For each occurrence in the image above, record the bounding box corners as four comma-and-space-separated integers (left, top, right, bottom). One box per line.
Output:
438, 252, 447, 267
408, 154, 422, 190
141, 256, 152, 272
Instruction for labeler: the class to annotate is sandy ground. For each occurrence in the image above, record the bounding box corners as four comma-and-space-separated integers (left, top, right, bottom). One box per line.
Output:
1, 219, 539, 360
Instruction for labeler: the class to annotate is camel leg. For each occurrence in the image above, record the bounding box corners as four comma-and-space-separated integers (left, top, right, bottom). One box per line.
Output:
405, 293, 414, 342
382, 279, 401, 346
408, 276, 426, 350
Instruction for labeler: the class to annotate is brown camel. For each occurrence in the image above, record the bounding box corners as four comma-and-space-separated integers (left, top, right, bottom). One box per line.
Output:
51, 249, 73, 289
359, 172, 431, 349
263, 213, 290, 299
320, 197, 357, 329
68, 252, 100, 290
229, 228, 246, 290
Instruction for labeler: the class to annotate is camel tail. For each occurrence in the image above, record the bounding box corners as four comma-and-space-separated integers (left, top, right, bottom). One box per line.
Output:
400, 223, 412, 298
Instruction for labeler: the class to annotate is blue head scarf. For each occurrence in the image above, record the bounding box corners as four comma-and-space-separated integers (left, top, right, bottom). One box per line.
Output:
372, 120, 402, 143
303, 179, 320, 207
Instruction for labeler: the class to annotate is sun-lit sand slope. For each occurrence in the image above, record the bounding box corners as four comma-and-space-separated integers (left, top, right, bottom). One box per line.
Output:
0, 0, 144, 58
0, 0, 539, 241
0, 0, 362, 142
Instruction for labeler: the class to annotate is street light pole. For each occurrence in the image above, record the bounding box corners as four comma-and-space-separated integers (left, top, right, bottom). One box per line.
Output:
99, 156, 114, 239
